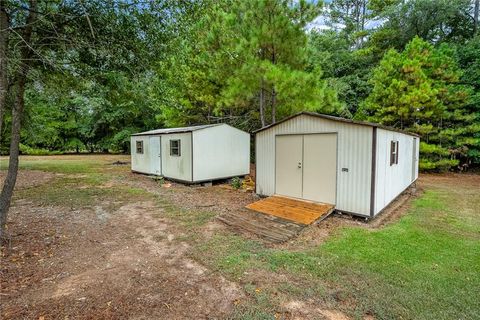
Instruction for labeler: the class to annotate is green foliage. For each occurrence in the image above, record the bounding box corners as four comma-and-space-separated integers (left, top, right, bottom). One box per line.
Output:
455, 35, 480, 164
367, 0, 474, 54
360, 36, 477, 170
307, 30, 374, 116
161, 0, 341, 131
6, 0, 480, 170
230, 177, 242, 189
19, 144, 62, 156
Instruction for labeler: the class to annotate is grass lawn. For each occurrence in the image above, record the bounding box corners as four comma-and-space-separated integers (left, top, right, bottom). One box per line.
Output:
192, 178, 480, 319
2, 155, 479, 319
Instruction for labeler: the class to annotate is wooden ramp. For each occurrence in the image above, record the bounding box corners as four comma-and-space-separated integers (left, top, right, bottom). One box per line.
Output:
246, 196, 335, 225
218, 210, 304, 243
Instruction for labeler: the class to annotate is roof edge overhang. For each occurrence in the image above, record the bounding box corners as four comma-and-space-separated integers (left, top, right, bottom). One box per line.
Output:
252, 112, 420, 138
131, 123, 224, 137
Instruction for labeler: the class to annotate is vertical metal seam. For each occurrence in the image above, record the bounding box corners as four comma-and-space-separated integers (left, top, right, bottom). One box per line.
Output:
370, 127, 377, 217
191, 131, 194, 182
160, 135, 164, 176
274, 134, 277, 195
301, 134, 304, 198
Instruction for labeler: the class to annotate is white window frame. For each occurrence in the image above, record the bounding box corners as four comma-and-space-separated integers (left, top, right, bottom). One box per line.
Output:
170, 139, 181, 156
136, 141, 143, 154
390, 140, 399, 166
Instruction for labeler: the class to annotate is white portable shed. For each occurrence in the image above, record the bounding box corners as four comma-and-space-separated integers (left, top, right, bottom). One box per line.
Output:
254, 112, 419, 218
131, 124, 250, 183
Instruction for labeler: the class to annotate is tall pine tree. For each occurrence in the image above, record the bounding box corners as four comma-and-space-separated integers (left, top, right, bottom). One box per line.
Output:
360, 37, 477, 171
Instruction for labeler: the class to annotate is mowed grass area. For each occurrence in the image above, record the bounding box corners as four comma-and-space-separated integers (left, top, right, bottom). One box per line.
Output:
192, 180, 480, 318
0, 154, 129, 174
4, 155, 480, 319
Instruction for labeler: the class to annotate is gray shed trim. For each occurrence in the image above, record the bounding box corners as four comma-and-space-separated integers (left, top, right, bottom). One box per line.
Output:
131, 124, 221, 136
253, 112, 420, 138
370, 127, 377, 217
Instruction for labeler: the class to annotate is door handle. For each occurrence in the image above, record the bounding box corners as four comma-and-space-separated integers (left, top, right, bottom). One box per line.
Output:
298, 162, 302, 169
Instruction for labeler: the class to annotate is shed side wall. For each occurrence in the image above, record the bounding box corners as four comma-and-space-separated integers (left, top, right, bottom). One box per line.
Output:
374, 128, 419, 215
161, 132, 192, 182
192, 125, 250, 182
256, 114, 373, 216
131, 135, 152, 174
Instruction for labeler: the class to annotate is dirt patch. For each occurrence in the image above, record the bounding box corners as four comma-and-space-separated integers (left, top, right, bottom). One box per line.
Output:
0, 170, 55, 189
282, 300, 351, 320
122, 171, 259, 215
1, 192, 243, 319
419, 172, 480, 189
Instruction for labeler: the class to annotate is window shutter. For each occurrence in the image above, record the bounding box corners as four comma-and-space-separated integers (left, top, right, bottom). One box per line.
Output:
395, 141, 399, 164
390, 141, 395, 166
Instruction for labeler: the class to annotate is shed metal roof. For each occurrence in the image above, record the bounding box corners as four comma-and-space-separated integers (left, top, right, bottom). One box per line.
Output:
253, 112, 420, 137
131, 124, 222, 136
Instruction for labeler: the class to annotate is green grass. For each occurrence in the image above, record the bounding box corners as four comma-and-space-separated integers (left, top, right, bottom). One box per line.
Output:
158, 199, 217, 230
9, 156, 480, 319
192, 188, 480, 320
10, 157, 149, 211
0, 159, 97, 174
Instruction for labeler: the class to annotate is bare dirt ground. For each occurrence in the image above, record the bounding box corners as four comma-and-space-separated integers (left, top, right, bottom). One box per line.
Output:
1, 167, 245, 319
1, 155, 478, 319
0, 170, 56, 189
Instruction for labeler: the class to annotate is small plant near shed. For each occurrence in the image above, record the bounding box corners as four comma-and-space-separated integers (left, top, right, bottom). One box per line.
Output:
150, 175, 164, 185
231, 177, 242, 189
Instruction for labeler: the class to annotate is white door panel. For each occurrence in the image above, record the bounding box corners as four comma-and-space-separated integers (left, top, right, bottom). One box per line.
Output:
274, 134, 337, 205
149, 136, 161, 175
302, 134, 337, 204
275, 135, 303, 198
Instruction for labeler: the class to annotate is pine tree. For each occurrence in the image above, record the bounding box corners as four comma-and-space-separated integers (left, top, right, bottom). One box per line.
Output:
220, 0, 341, 127
360, 36, 477, 171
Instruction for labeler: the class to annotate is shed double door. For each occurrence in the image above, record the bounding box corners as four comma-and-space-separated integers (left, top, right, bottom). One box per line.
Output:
275, 134, 337, 204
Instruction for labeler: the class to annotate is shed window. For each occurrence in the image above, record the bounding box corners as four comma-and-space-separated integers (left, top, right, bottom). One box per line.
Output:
170, 139, 181, 156
390, 141, 399, 165
136, 141, 143, 154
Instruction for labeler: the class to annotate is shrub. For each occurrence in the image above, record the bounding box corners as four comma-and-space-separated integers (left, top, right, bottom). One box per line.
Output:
230, 177, 242, 189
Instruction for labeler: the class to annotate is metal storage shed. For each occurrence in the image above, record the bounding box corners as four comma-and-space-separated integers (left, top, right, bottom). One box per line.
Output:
131, 124, 250, 183
254, 112, 420, 218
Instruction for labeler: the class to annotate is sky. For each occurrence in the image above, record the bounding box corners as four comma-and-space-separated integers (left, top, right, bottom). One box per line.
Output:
306, 1, 383, 32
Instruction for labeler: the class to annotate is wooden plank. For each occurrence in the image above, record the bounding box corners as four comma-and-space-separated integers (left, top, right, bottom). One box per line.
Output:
246, 203, 320, 224
249, 200, 322, 217
247, 197, 329, 216
222, 213, 299, 237
247, 199, 324, 218
217, 207, 307, 243
217, 216, 291, 242
268, 196, 334, 212
246, 196, 334, 225
219, 212, 300, 237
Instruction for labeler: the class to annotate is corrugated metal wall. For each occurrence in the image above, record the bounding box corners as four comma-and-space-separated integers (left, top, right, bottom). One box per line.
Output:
161, 132, 192, 182
193, 124, 250, 182
131, 136, 152, 174
374, 129, 419, 215
256, 114, 373, 216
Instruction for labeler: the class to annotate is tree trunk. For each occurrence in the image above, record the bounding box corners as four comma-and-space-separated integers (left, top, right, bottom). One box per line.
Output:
270, 45, 276, 125
0, 79, 25, 239
0, 0, 37, 241
474, 0, 479, 34
259, 78, 266, 127
0, 0, 8, 144
360, 0, 366, 46
271, 88, 276, 124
